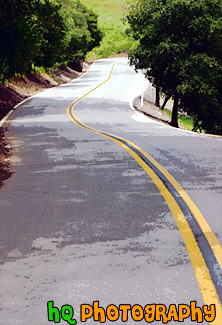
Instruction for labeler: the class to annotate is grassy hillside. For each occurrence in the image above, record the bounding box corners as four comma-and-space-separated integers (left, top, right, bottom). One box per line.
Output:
81, 0, 135, 60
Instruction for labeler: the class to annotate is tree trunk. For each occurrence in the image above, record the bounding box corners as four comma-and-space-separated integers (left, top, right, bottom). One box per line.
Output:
20, 72, 27, 84
154, 82, 160, 107
161, 94, 171, 110
171, 94, 179, 128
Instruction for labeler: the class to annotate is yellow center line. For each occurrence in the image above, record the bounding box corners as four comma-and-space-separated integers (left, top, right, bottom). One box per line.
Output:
66, 62, 222, 323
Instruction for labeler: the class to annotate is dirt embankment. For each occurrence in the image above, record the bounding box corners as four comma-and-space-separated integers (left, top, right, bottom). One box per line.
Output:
0, 62, 90, 188
0, 63, 90, 120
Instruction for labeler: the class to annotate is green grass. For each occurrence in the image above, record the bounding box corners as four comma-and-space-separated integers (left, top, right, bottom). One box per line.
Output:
81, 0, 135, 60
163, 109, 202, 132
177, 114, 194, 131
34, 67, 46, 74
31, 64, 46, 74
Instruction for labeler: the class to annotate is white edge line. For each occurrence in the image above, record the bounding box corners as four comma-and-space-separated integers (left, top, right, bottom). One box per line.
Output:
0, 109, 14, 127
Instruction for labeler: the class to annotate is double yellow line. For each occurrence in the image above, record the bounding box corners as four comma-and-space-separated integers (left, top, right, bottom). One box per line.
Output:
66, 62, 222, 323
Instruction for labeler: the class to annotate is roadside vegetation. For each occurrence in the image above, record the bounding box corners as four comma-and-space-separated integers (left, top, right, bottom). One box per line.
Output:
127, 0, 222, 135
81, 0, 135, 60
0, 0, 102, 85
164, 109, 194, 132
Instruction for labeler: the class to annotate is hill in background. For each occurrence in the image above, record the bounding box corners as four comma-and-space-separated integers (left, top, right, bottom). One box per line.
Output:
81, 0, 134, 59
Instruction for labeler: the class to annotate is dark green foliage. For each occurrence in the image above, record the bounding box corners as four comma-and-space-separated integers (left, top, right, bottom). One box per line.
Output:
0, 0, 102, 83
127, 0, 222, 134
61, 0, 103, 62
34, 0, 67, 68
179, 54, 222, 134
0, 0, 42, 81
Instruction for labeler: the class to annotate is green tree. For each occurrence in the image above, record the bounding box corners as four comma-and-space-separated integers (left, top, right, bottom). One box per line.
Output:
127, 0, 222, 134
35, 0, 102, 68
59, 0, 102, 64
0, 0, 102, 83
179, 54, 222, 134
0, 0, 42, 82
34, 0, 67, 68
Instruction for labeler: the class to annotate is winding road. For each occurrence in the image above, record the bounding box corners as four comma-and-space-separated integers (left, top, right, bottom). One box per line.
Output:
0, 58, 222, 324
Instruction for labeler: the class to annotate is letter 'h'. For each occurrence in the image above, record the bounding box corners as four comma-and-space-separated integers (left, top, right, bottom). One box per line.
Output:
48, 301, 61, 323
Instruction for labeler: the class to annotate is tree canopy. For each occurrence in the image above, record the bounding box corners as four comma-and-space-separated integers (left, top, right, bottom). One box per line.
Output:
127, 0, 222, 134
0, 0, 41, 81
60, 0, 103, 63
0, 0, 102, 83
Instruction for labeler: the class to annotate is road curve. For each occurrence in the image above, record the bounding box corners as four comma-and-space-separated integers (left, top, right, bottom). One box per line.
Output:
0, 58, 222, 324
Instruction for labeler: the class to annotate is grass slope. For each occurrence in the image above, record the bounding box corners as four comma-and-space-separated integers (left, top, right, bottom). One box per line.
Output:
81, 0, 135, 60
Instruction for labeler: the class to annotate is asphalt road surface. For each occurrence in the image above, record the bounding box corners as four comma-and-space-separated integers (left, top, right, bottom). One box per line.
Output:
0, 58, 222, 324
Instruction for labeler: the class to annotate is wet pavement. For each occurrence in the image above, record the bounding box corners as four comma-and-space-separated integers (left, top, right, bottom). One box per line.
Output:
0, 58, 221, 324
